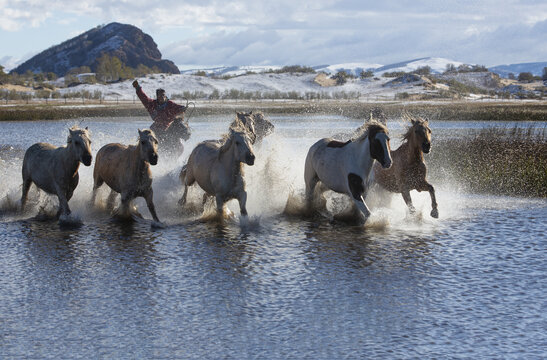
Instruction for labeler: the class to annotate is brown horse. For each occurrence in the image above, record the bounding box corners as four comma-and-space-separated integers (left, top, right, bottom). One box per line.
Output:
91, 129, 162, 224
373, 117, 439, 218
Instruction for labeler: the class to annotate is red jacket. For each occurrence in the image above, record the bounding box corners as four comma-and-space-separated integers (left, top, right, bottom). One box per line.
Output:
136, 86, 186, 132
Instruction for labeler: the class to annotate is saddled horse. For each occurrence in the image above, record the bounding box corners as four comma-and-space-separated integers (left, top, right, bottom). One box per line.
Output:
304, 122, 392, 223
230, 111, 274, 144
91, 129, 162, 223
21, 126, 93, 219
373, 116, 438, 218
179, 128, 255, 217
158, 116, 191, 158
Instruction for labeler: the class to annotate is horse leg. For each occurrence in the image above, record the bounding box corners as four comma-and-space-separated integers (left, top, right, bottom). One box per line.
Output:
106, 189, 118, 210
55, 184, 71, 218
91, 177, 104, 206
143, 189, 160, 223
215, 195, 225, 216
348, 173, 371, 222
401, 190, 416, 214
21, 177, 32, 211
178, 164, 194, 206
418, 181, 438, 218
237, 190, 248, 217
304, 174, 319, 210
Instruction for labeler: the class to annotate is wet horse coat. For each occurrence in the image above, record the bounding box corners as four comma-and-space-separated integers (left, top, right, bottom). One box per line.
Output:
21, 127, 92, 218
91, 129, 161, 223
373, 117, 439, 218
179, 129, 255, 217
304, 122, 392, 222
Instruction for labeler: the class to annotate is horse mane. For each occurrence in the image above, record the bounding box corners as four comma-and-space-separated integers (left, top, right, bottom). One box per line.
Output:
67, 126, 90, 144
402, 115, 429, 142
352, 121, 389, 143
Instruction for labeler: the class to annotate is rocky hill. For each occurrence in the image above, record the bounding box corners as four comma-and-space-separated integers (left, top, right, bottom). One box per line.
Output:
11, 22, 180, 76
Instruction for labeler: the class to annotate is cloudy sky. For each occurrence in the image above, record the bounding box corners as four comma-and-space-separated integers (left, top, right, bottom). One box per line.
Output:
1, 0, 546, 70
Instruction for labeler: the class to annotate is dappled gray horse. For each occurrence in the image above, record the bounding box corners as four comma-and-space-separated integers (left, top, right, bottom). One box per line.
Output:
21, 126, 92, 219
179, 128, 255, 217
230, 111, 274, 144
304, 122, 392, 223
91, 129, 162, 223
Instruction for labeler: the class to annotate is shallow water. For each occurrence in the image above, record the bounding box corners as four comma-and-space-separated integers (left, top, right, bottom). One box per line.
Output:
0, 115, 546, 358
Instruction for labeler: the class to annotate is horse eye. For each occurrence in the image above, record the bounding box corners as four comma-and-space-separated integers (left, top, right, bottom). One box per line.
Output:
141, 141, 146, 145
235, 141, 241, 145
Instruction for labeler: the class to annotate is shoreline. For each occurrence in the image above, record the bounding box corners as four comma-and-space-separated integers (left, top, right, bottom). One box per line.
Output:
1, 99, 546, 121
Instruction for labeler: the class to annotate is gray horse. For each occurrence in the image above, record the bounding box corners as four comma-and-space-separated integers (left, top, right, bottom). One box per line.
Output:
230, 111, 274, 144
91, 129, 162, 224
179, 128, 255, 217
21, 126, 93, 219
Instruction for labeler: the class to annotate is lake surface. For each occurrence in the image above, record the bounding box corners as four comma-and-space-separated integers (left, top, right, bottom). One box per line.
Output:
0, 115, 546, 358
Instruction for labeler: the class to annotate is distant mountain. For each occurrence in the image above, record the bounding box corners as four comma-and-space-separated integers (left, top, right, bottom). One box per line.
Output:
372, 57, 465, 75
11, 22, 180, 76
178, 57, 466, 78
489, 62, 547, 78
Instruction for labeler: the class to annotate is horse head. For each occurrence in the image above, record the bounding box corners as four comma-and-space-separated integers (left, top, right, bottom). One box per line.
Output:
367, 123, 392, 169
138, 129, 159, 165
234, 111, 257, 144
253, 112, 274, 139
409, 118, 432, 153
67, 126, 92, 166
220, 129, 255, 166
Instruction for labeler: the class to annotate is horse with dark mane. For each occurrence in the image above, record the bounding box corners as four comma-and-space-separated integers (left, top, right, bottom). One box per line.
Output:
21, 126, 93, 220
373, 116, 439, 218
304, 121, 392, 223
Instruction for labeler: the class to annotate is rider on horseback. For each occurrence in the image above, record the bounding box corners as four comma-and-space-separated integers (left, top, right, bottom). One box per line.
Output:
132, 80, 188, 143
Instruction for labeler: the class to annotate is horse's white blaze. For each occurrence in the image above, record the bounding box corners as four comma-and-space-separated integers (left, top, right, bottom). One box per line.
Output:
376, 132, 392, 169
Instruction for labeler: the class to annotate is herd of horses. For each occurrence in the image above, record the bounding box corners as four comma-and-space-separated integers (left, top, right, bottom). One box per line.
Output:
19, 110, 438, 226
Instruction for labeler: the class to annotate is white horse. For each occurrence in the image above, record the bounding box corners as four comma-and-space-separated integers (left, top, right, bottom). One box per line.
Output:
21, 126, 93, 219
179, 128, 255, 217
91, 129, 162, 224
304, 122, 392, 222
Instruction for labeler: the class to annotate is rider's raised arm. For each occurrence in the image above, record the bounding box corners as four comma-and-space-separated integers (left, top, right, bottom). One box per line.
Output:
133, 80, 155, 111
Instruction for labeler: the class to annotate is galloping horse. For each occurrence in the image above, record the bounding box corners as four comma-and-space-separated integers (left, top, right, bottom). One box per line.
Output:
91, 129, 162, 223
304, 122, 392, 222
230, 111, 274, 144
373, 116, 439, 218
179, 128, 255, 217
21, 126, 92, 219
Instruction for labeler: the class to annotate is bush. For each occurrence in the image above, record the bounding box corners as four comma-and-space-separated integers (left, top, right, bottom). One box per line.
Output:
518, 72, 535, 82
360, 70, 374, 79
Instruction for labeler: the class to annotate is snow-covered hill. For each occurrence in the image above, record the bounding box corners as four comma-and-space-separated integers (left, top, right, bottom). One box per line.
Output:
489, 62, 547, 78
177, 57, 464, 77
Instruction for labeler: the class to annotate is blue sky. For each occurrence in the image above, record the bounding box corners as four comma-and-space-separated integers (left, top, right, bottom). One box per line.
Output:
1, 0, 546, 70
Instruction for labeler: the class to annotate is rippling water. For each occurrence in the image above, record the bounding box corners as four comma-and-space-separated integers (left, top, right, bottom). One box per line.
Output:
0, 115, 545, 358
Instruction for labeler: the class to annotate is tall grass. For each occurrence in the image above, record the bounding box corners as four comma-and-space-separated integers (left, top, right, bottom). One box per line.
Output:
430, 126, 547, 197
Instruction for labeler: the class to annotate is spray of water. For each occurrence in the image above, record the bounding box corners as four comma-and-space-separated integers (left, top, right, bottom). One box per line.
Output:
0, 117, 480, 232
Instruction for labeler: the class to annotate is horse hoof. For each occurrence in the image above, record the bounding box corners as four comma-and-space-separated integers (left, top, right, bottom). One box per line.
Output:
431, 208, 439, 218
151, 221, 166, 229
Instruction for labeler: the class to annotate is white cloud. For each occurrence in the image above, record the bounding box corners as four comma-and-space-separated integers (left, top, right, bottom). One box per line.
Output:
1, 0, 546, 67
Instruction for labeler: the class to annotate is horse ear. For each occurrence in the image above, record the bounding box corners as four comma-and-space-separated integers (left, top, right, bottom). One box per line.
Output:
249, 110, 252, 115
85, 126, 88, 130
